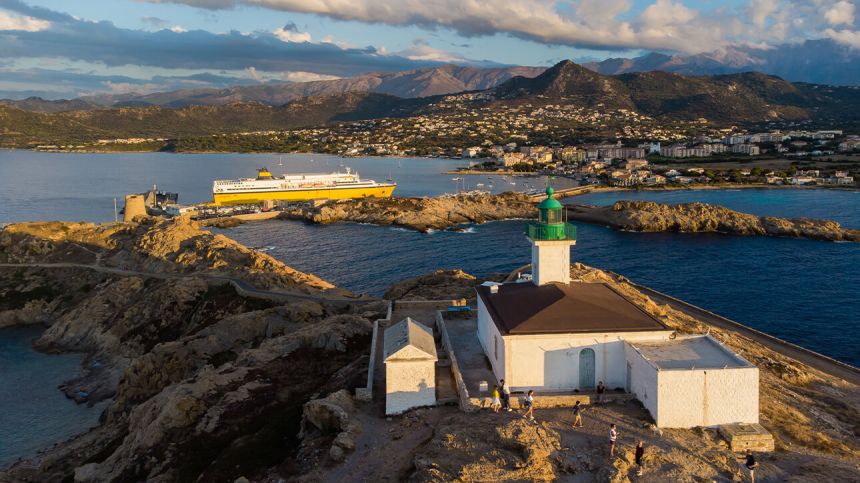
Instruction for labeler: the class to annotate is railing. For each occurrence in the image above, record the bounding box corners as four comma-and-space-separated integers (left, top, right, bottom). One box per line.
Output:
527, 222, 576, 241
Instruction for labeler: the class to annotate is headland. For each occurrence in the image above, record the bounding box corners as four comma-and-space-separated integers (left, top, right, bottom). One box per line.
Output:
0, 217, 857, 481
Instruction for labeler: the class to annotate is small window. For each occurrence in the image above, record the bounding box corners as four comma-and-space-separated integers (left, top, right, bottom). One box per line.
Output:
494, 335, 498, 360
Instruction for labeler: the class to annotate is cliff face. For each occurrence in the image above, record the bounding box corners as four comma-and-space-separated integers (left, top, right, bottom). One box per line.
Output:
280, 192, 536, 232
0, 219, 384, 482
568, 201, 860, 242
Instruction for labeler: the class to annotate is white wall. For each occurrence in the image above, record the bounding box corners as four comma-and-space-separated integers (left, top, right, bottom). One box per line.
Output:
531, 240, 572, 285
385, 360, 436, 415
506, 331, 671, 392
477, 297, 506, 384
624, 343, 659, 420
656, 367, 759, 428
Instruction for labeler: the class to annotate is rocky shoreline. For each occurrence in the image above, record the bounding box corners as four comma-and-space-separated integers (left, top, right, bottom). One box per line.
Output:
1, 218, 859, 481
278, 191, 536, 232
568, 201, 860, 242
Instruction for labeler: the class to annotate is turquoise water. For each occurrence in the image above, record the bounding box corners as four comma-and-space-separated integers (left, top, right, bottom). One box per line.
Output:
0, 327, 107, 467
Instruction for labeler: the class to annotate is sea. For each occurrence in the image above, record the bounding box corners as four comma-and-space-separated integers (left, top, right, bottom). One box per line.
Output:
0, 150, 858, 466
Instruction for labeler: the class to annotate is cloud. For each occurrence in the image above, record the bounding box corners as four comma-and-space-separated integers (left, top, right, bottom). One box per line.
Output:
244, 66, 261, 80
825, 28, 860, 48
141, 16, 168, 28
273, 22, 310, 43
0, 8, 49, 31
102, 80, 163, 94
748, 0, 779, 29
395, 39, 464, 62
0, 65, 266, 99
0, 0, 445, 77
825, 1, 855, 26
282, 71, 340, 82
138, 0, 860, 54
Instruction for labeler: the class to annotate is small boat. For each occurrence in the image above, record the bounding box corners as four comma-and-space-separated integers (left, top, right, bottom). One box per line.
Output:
386, 171, 393, 182
509, 181, 517, 185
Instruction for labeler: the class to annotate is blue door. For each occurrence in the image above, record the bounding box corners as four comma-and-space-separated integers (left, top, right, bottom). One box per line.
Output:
579, 348, 596, 388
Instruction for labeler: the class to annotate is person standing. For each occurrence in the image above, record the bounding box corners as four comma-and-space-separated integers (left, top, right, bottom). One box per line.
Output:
609, 424, 618, 457
490, 385, 501, 413
635, 441, 645, 476
744, 449, 758, 482
596, 381, 606, 403
523, 390, 535, 422
571, 400, 584, 428
500, 379, 512, 412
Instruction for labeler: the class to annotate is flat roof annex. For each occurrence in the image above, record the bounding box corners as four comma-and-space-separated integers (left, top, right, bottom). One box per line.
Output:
476, 282, 669, 336
628, 335, 754, 370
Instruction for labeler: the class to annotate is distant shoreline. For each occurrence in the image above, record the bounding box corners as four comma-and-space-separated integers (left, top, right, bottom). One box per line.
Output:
557, 183, 860, 197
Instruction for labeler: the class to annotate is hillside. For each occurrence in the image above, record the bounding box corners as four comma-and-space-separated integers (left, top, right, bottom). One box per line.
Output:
0, 94, 419, 145
491, 62, 846, 123
2, 60, 859, 148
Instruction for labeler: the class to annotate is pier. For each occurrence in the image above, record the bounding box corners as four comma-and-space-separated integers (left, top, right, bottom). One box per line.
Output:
525, 185, 593, 201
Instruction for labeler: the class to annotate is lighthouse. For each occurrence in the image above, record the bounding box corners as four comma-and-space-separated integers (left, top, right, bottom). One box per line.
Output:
527, 185, 576, 285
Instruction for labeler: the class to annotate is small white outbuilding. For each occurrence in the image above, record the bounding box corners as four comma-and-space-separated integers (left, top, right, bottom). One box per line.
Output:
625, 335, 759, 428
383, 318, 438, 415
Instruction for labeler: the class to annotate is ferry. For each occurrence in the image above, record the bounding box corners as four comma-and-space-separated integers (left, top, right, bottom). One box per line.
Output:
212, 167, 396, 206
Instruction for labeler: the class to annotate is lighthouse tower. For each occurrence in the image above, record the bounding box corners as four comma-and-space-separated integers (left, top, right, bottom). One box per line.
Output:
527, 185, 576, 286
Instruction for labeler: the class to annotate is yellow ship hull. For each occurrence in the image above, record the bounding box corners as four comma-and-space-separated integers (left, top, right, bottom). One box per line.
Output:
213, 184, 396, 206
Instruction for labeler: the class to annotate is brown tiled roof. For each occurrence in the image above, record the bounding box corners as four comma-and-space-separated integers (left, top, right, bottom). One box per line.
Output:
476, 282, 669, 335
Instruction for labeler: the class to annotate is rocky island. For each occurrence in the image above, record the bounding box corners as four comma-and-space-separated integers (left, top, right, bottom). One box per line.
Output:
278, 191, 536, 232
568, 200, 860, 242
1, 218, 859, 482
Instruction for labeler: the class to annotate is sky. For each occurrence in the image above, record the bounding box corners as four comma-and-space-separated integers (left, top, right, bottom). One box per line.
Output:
0, 0, 858, 99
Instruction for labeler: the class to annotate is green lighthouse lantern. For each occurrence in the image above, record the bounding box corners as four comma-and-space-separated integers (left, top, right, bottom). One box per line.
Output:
527, 184, 576, 241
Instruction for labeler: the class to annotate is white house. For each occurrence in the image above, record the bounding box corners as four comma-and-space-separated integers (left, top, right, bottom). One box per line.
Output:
383, 318, 438, 415
474, 185, 761, 428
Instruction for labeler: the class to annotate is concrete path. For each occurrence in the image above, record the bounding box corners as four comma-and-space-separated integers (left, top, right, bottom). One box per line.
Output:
0, 262, 377, 306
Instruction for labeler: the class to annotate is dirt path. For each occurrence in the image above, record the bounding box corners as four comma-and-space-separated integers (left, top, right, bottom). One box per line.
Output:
0, 262, 376, 305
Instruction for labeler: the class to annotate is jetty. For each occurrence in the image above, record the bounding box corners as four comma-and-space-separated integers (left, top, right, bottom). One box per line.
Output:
525, 184, 593, 201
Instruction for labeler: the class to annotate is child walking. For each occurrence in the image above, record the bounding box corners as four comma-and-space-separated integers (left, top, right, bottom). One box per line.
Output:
491, 385, 501, 413
571, 400, 584, 428
609, 424, 618, 457
523, 390, 535, 422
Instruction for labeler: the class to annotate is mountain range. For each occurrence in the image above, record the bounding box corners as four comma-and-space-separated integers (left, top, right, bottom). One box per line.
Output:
2, 59, 858, 148
582, 39, 860, 86
0, 65, 546, 113
3, 39, 858, 116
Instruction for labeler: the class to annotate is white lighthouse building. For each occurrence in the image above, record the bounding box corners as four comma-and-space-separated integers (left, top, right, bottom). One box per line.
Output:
474, 185, 760, 428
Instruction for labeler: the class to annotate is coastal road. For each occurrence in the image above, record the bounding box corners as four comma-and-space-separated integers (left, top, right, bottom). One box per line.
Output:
633, 283, 860, 386
0, 262, 378, 306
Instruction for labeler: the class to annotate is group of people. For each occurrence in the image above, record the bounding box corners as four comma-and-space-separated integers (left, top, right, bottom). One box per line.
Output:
487, 380, 759, 481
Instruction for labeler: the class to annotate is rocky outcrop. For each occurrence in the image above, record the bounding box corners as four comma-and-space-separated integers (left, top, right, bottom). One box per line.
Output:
280, 192, 537, 232
0, 217, 339, 291
0, 219, 383, 482
383, 269, 505, 301
568, 201, 860, 242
